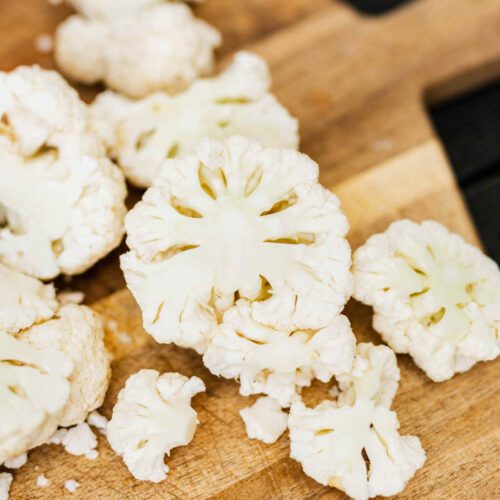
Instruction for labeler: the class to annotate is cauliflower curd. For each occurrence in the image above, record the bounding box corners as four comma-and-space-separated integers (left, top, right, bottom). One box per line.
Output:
91, 51, 299, 187
121, 137, 352, 353
353, 220, 500, 381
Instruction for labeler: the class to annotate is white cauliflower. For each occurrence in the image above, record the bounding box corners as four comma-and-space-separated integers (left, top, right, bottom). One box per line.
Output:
240, 397, 288, 444
204, 300, 355, 407
0, 66, 126, 280
353, 220, 500, 382
91, 51, 299, 187
3, 453, 28, 470
288, 343, 425, 500
0, 473, 12, 500
55, 2, 221, 98
107, 370, 205, 482
121, 136, 352, 353
0, 262, 58, 334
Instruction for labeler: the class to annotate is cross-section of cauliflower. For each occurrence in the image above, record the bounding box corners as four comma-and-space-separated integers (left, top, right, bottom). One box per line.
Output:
107, 370, 205, 482
0, 66, 126, 280
55, 2, 221, 98
240, 397, 288, 444
121, 137, 352, 353
288, 343, 425, 500
353, 220, 500, 382
91, 51, 299, 187
204, 300, 355, 406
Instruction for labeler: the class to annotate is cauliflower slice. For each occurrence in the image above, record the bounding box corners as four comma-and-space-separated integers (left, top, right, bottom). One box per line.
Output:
91, 51, 299, 187
0, 473, 13, 500
240, 397, 288, 444
288, 343, 425, 500
353, 220, 500, 382
204, 300, 355, 406
121, 136, 352, 353
55, 3, 221, 98
0, 262, 57, 334
107, 370, 205, 482
0, 66, 126, 280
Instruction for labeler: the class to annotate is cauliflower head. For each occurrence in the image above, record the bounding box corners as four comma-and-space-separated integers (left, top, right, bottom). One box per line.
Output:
55, 3, 221, 98
107, 369, 205, 482
121, 136, 352, 353
204, 300, 355, 406
91, 51, 299, 187
240, 397, 288, 444
288, 343, 425, 500
0, 66, 126, 280
353, 220, 500, 382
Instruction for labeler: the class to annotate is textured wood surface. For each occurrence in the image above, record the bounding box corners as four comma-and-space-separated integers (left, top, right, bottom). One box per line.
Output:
1, 0, 499, 498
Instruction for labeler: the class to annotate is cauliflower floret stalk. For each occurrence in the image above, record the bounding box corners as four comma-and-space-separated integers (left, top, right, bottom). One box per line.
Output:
288, 343, 426, 500
55, 2, 221, 98
121, 136, 352, 354
107, 370, 205, 482
91, 51, 299, 188
204, 300, 356, 407
353, 220, 500, 382
0, 66, 126, 280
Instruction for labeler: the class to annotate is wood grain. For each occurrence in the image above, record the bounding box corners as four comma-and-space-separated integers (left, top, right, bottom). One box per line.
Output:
1, 0, 499, 498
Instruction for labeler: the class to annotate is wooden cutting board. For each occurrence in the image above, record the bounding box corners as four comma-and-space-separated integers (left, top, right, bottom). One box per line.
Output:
1, 0, 499, 498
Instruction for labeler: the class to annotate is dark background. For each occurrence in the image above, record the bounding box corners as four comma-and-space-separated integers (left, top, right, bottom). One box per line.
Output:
347, 0, 500, 263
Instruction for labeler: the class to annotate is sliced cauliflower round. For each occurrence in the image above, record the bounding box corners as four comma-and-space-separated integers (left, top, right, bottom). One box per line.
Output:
353, 220, 500, 382
107, 370, 205, 482
204, 300, 355, 406
91, 51, 299, 187
240, 397, 288, 444
19, 304, 111, 427
55, 3, 221, 98
0, 66, 126, 280
121, 136, 352, 353
0, 262, 57, 334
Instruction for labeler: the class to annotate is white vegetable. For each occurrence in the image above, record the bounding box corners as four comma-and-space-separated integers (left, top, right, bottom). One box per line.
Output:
3, 453, 28, 469
55, 3, 221, 98
59, 423, 98, 459
288, 343, 425, 500
91, 51, 299, 187
0, 66, 126, 280
0, 473, 12, 500
87, 410, 108, 436
121, 136, 352, 353
240, 397, 288, 444
36, 474, 50, 487
353, 220, 500, 382
64, 479, 80, 493
107, 370, 205, 482
204, 301, 355, 406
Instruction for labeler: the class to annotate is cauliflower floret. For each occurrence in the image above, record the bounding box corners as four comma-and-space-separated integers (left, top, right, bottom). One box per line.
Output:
55, 3, 221, 98
91, 51, 299, 187
121, 136, 352, 353
353, 220, 500, 382
107, 370, 205, 482
240, 397, 288, 444
3, 453, 28, 470
204, 300, 355, 406
19, 304, 111, 427
0, 473, 13, 500
288, 343, 425, 500
0, 262, 58, 334
52, 422, 98, 459
0, 66, 126, 280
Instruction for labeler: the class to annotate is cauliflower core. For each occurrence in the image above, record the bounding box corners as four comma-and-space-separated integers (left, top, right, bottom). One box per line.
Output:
240, 397, 288, 444
122, 137, 352, 353
107, 370, 205, 482
55, 2, 221, 98
353, 220, 500, 382
204, 301, 355, 406
0, 66, 126, 280
91, 51, 299, 187
288, 343, 425, 500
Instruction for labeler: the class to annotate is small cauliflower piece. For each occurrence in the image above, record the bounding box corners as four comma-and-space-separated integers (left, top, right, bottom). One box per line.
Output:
0, 262, 57, 334
240, 397, 288, 444
0, 473, 13, 500
121, 136, 352, 353
204, 301, 355, 406
353, 220, 500, 382
288, 343, 425, 500
3, 453, 28, 470
55, 2, 221, 98
0, 66, 126, 280
91, 51, 299, 187
87, 410, 108, 436
107, 370, 205, 482
60, 423, 98, 459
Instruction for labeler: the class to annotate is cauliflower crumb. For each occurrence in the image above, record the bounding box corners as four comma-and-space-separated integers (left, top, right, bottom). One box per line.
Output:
48, 0, 63, 5
60, 423, 98, 459
57, 291, 85, 305
87, 411, 108, 436
34, 34, 54, 54
240, 397, 288, 444
0, 473, 13, 500
64, 479, 80, 493
3, 453, 27, 469
36, 474, 50, 488
47, 428, 68, 446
